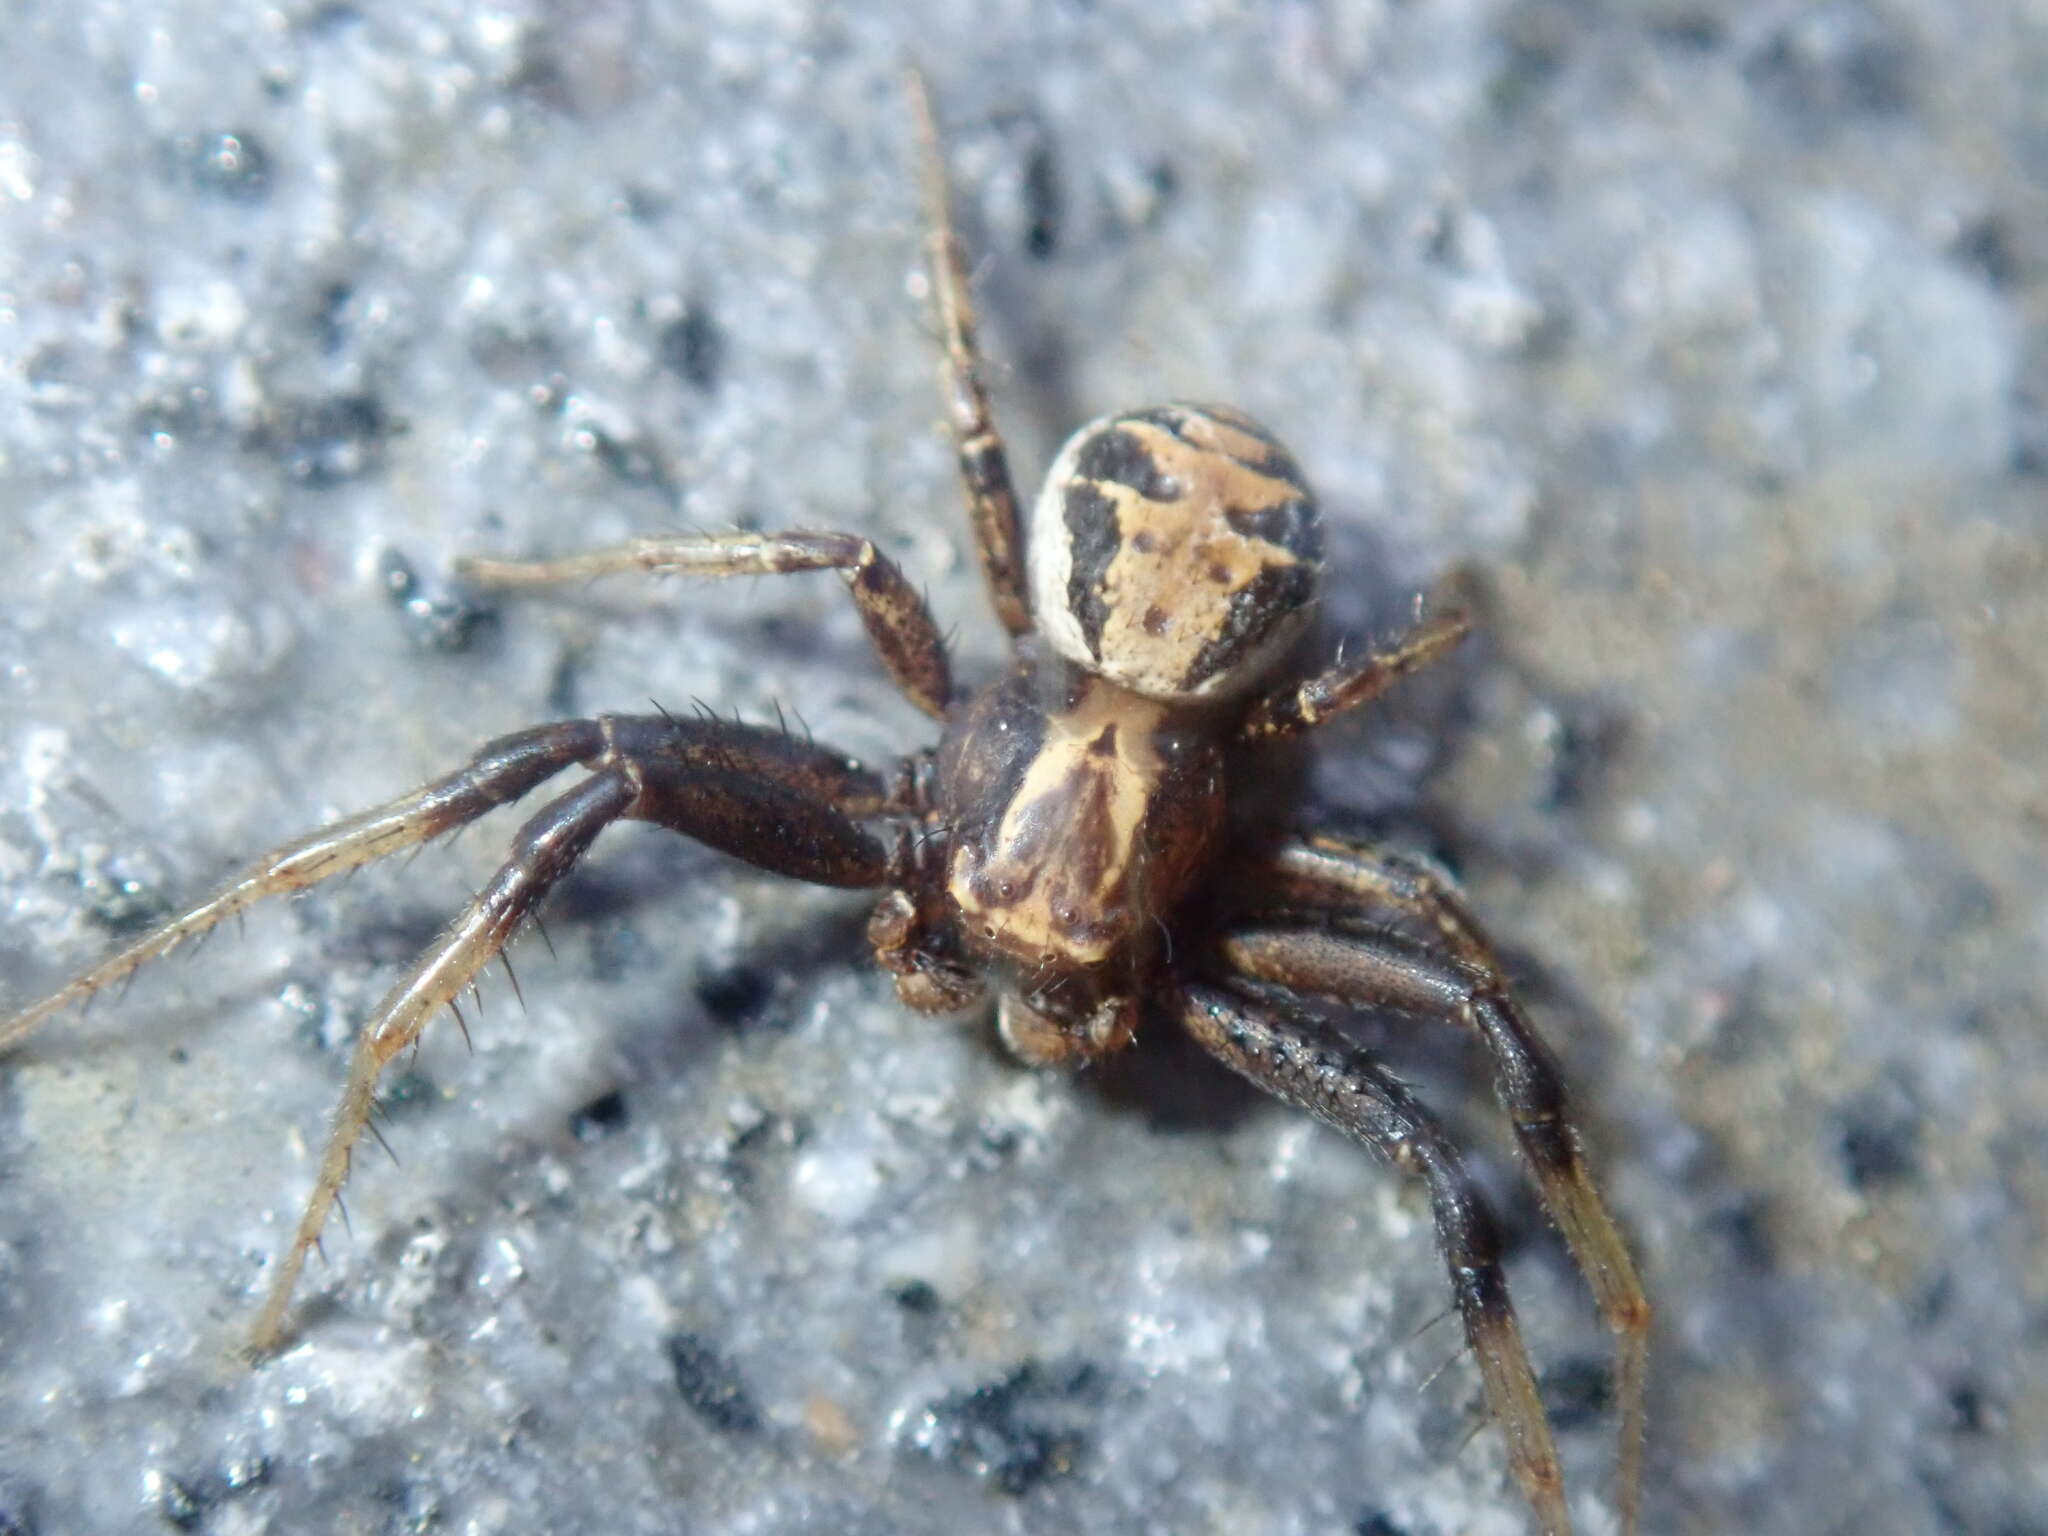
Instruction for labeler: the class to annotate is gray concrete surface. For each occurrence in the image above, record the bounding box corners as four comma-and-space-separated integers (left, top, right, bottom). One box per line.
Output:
2, 3, 2044, 1533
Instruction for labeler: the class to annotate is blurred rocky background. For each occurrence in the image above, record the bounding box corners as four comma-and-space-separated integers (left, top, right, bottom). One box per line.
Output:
1, 3, 2042, 1533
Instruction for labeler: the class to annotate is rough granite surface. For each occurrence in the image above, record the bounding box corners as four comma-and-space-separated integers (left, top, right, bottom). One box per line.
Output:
1, 4, 2044, 1535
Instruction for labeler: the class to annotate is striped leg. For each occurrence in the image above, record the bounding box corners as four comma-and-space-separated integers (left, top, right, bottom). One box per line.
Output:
458, 531, 952, 719
905, 66, 1032, 638
1221, 841, 1650, 1536
249, 717, 896, 1354
1176, 981, 1571, 1536
0, 721, 611, 1052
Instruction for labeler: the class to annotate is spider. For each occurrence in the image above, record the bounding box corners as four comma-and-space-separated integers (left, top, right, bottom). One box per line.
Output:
1, 73, 1647, 1536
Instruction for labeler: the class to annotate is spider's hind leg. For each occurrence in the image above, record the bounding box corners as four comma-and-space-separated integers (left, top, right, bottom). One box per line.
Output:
1226, 835, 1650, 1536
1175, 981, 1571, 1536
249, 768, 637, 1355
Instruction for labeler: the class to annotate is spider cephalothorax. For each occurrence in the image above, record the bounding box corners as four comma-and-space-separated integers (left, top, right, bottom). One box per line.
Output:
1, 72, 1648, 1536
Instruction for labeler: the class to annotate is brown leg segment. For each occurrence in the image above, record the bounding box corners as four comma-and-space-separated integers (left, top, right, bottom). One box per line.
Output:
458, 531, 951, 720
1, 714, 899, 1055
600, 712, 893, 820
1175, 981, 1571, 1536
1238, 609, 1470, 744
1222, 842, 1649, 1536
905, 66, 1033, 639
0, 721, 611, 1052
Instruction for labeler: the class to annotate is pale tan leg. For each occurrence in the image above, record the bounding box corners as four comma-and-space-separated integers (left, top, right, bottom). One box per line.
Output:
904, 65, 1033, 638
457, 530, 951, 720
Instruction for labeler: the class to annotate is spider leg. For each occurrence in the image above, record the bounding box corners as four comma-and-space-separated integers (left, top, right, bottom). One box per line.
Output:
249, 770, 634, 1354
1174, 980, 1571, 1536
252, 716, 898, 1355
1, 720, 614, 1052
459, 531, 951, 719
1238, 608, 1470, 744
1219, 854, 1648, 1536
905, 65, 1032, 638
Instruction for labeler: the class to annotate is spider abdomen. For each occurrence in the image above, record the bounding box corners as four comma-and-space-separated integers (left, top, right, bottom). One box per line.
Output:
937, 662, 1224, 976
1027, 403, 1324, 701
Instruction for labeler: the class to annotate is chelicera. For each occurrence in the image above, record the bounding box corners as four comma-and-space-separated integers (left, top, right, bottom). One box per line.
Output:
1, 75, 1647, 1536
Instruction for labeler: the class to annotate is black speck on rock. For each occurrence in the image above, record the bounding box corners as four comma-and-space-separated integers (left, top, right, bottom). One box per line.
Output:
666, 1332, 762, 1435
148, 1471, 205, 1530
381, 548, 498, 654
891, 1278, 942, 1315
1540, 1353, 1612, 1433
1535, 694, 1631, 812
1953, 218, 2021, 290
1837, 1074, 1924, 1190
569, 1088, 629, 1142
903, 1360, 1103, 1496
660, 304, 725, 392
82, 870, 171, 935
1022, 137, 1061, 260
1708, 1193, 1779, 1273
695, 963, 773, 1029
258, 393, 393, 486
378, 1479, 443, 1535
1946, 1380, 2005, 1436
584, 425, 670, 490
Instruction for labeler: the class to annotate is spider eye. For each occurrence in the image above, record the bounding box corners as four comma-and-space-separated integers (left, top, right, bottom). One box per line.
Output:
1028, 404, 1323, 700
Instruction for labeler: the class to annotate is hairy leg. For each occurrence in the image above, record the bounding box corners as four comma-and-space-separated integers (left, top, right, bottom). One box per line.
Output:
1238, 609, 1469, 744
1175, 981, 1571, 1536
250, 717, 898, 1353
905, 65, 1032, 638
1220, 852, 1649, 1536
0, 721, 613, 1051
459, 530, 951, 719
1, 714, 898, 1053
249, 770, 636, 1353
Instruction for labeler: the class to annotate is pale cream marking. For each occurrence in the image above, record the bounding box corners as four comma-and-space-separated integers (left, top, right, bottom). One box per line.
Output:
1166, 405, 1288, 466
1027, 407, 1318, 700
1092, 418, 1305, 697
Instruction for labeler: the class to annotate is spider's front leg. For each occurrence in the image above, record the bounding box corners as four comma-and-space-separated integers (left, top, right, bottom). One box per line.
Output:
1174, 981, 1571, 1536
241, 711, 900, 1356
1237, 608, 1470, 744
0, 720, 614, 1052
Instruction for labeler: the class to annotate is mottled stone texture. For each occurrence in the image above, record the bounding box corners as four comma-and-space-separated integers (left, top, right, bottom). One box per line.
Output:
1, 4, 2042, 1534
